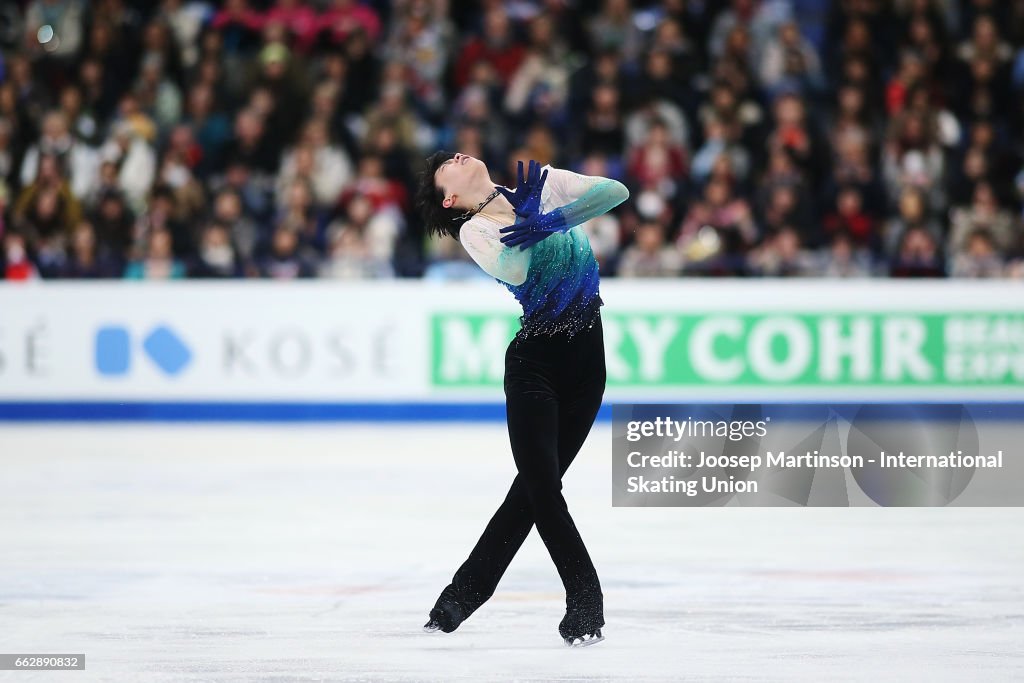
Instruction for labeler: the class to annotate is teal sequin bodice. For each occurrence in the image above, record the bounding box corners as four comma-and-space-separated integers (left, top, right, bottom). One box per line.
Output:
501, 225, 602, 338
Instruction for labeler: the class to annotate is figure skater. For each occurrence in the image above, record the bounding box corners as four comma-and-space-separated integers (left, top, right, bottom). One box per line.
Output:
415, 152, 629, 646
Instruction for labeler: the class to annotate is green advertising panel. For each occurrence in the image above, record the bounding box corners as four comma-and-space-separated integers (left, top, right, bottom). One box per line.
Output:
431, 312, 1024, 387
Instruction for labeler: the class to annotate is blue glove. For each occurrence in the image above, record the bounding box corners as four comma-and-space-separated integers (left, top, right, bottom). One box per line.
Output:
495, 160, 548, 218
499, 208, 568, 250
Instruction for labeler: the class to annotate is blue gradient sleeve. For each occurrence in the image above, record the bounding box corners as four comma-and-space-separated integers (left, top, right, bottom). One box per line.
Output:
549, 178, 629, 231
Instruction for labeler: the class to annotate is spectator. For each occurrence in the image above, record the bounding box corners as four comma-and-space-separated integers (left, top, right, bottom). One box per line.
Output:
627, 118, 688, 201
818, 230, 874, 278
882, 186, 942, 259
327, 194, 400, 266
454, 8, 525, 90
320, 223, 394, 279
13, 153, 83, 250
99, 121, 157, 212
211, 187, 261, 262
748, 225, 816, 276
189, 222, 243, 278
210, 0, 264, 55
115, 92, 159, 145
335, 27, 380, 118
677, 178, 758, 271
581, 82, 625, 159
134, 185, 190, 260
709, 0, 790, 64
275, 178, 320, 250
947, 181, 1019, 258
759, 181, 810, 243
184, 83, 231, 176
319, 0, 382, 46
830, 83, 877, 153
135, 53, 183, 136
638, 18, 701, 111
759, 21, 824, 95
2, 230, 39, 280
277, 139, 344, 212
588, 0, 643, 62
363, 83, 424, 156
950, 228, 1005, 277
340, 154, 406, 213
249, 41, 310, 155
385, 1, 451, 115
890, 225, 945, 277
57, 84, 102, 147
20, 110, 99, 201
158, 0, 209, 70
823, 186, 876, 249
692, 115, 752, 185
883, 110, 945, 209
617, 220, 683, 277
60, 221, 122, 278
767, 92, 827, 190
91, 189, 136, 259
260, 225, 315, 279
264, 0, 320, 54
504, 13, 571, 127
223, 108, 277, 175
124, 228, 185, 279
957, 15, 1013, 66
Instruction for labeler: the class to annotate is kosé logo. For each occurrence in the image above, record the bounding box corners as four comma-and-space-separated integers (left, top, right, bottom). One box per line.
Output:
95, 325, 193, 377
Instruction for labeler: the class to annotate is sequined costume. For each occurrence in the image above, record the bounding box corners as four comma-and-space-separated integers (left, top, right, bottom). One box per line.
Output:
458, 166, 629, 337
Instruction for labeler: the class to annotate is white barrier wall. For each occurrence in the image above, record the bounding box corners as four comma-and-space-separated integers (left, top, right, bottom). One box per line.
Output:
1, 280, 1023, 405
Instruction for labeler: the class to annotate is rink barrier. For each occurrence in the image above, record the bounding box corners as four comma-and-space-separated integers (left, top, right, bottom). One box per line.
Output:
4, 281, 1024, 413
1, 401, 1023, 422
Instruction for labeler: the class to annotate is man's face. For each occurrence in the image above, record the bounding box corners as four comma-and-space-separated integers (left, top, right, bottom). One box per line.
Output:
434, 153, 486, 209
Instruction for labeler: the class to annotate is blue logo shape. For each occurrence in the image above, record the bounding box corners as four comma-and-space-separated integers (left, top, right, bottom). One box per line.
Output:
142, 326, 193, 376
96, 326, 131, 376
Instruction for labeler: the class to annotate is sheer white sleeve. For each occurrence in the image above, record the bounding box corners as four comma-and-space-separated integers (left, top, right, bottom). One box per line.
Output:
541, 166, 630, 225
459, 218, 532, 286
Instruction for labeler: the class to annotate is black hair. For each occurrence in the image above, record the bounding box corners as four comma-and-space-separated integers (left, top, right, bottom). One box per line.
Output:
415, 150, 468, 240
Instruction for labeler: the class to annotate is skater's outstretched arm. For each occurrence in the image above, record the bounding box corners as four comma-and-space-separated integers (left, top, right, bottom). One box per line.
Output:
499, 167, 629, 249
540, 166, 630, 230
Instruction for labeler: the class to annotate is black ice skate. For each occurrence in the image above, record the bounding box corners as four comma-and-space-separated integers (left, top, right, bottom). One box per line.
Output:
422, 585, 469, 634
559, 591, 605, 647
422, 610, 444, 633
563, 628, 604, 647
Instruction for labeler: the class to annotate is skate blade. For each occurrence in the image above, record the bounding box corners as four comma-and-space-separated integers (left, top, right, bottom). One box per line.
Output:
564, 629, 604, 647
423, 621, 442, 633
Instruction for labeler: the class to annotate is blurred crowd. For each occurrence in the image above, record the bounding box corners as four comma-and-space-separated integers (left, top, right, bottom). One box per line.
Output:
2, 0, 1024, 281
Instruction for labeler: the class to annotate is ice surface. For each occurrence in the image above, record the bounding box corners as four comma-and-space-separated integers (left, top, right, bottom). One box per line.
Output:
1, 424, 1022, 682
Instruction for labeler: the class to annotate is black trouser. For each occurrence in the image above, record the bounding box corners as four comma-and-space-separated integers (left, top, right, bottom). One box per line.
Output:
441, 314, 606, 619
